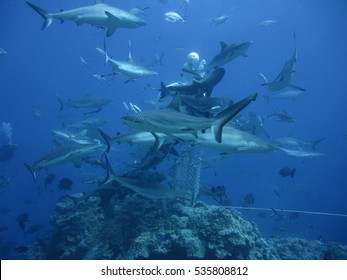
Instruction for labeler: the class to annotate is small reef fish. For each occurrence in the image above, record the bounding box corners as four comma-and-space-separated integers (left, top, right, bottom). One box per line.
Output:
16, 213, 29, 232
58, 178, 74, 191
44, 173, 56, 188
211, 15, 229, 27
243, 193, 256, 206
0, 48, 7, 55
164, 12, 185, 23
260, 19, 278, 26
80, 56, 89, 68
26, 224, 44, 234
278, 167, 296, 178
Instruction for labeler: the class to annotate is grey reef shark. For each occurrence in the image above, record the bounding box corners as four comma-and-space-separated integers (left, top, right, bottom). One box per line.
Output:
121, 93, 258, 144
260, 49, 306, 92
26, 0, 146, 37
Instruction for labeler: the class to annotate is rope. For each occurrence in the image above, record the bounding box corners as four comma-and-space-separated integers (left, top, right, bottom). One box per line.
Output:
222, 206, 347, 218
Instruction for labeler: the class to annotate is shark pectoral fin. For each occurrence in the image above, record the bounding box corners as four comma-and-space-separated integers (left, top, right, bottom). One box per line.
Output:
124, 78, 133, 84
26, 2, 53, 30
52, 140, 63, 150
73, 159, 82, 168
150, 132, 166, 151
213, 93, 258, 143
79, 129, 88, 136
170, 146, 180, 157
55, 95, 65, 111
24, 163, 37, 182
105, 25, 116, 36
312, 137, 324, 151
205, 89, 213, 97
105, 11, 120, 37
73, 16, 85, 26
211, 124, 222, 144
289, 84, 306, 91
220, 41, 227, 50
168, 95, 181, 111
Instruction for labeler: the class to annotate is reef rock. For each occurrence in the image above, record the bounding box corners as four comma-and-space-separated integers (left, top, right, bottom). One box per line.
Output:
25, 191, 347, 260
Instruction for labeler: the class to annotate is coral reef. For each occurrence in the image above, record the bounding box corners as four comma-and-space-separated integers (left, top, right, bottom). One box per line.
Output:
268, 238, 347, 260
26, 191, 347, 260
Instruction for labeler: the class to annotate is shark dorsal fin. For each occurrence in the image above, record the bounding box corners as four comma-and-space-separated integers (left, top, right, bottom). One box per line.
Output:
220, 41, 228, 50
73, 159, 82, 168
52, 140, 62, 150
168, 95, 181, 111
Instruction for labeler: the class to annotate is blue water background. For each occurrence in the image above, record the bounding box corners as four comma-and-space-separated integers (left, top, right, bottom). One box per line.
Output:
0, 0, 346, 258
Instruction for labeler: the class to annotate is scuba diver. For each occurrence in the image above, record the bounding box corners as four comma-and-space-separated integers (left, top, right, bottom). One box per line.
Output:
0, 122, 17, 162
182, 51, 206, 77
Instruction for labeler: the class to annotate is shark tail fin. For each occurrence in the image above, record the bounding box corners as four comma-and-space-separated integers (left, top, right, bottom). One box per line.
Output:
24, 163, 37, 182
212, 93, 257, 143
98, 129, 112, 153
105, 11, 120, 37
100, 155, 117, 186
55, 95, 65, 111
26, 2, 53, 30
